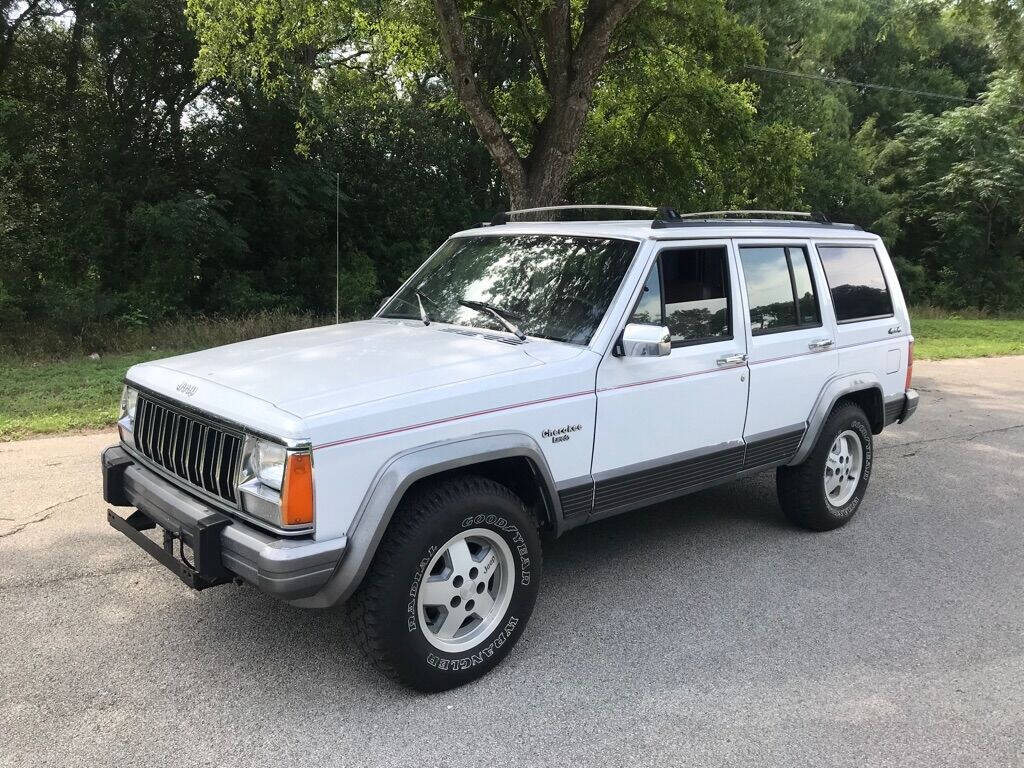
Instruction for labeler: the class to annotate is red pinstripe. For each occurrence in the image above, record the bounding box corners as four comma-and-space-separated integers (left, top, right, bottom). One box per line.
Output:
313, 389, 593, 450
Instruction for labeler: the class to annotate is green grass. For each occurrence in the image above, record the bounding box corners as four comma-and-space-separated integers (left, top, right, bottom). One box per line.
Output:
2, 311, 1023, 441
1, 311, 328, 441
0, 350, 178, 441
912, 316, 1024, 360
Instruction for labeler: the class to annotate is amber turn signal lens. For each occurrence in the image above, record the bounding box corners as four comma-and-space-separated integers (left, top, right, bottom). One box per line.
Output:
281, 452, 314, 526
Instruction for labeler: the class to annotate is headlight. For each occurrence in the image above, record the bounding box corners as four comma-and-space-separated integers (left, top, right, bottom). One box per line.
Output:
120, 386, 138, 422
238, 438, 314, 530
118, 386, 139, 444
253, 440, 287, 491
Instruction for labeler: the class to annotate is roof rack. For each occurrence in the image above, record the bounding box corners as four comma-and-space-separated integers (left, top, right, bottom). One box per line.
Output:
651, 209, 832, 228
489, 205, 678, 226
485, 205, 860, 231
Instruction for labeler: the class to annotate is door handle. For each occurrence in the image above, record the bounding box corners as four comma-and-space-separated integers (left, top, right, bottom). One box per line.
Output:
808, 338, 834, 351
716, 353, 747, 367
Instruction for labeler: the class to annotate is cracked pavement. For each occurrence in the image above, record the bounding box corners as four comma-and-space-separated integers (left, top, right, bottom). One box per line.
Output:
2, 357, 1023, 767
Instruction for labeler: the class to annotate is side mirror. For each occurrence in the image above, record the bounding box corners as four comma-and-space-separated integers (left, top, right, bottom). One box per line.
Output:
618, 323, 671, 357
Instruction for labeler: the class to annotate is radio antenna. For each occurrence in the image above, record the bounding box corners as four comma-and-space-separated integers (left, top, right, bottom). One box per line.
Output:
335, 172, 340, 325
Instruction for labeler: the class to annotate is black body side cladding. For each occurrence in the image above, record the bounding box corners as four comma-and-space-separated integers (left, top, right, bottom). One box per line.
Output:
570, 428, 806, 521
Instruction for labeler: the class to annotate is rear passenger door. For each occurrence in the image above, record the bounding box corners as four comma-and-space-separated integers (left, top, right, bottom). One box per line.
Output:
735, 241, 837, 465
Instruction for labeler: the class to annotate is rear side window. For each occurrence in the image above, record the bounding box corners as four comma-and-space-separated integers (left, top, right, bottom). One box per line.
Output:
629, 246, 731, 345
817, 245, 894, 322
739, 246, 821, 335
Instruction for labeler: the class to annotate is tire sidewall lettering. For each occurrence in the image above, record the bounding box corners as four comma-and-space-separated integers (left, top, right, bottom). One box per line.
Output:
826, 416, 873, 517
407, 514, 536, 670
424, 615, 521, 672
406, 544, 438, 633
460, 514, 531, 584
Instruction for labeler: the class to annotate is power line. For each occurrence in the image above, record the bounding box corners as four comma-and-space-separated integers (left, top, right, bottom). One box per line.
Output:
744, 64, 999, 108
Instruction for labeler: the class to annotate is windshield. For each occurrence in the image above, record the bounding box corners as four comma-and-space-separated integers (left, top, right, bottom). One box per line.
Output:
379, 235, 639, 345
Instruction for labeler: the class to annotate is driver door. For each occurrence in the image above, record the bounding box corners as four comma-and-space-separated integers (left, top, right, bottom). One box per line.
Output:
590, 240, 750, 521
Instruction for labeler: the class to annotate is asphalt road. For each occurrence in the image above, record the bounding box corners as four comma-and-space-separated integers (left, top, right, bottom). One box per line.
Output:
2, 357, 1023, 767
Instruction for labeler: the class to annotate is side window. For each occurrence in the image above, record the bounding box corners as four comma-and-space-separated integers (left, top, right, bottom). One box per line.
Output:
629, 246, 731, 345
740, 245, 822, 335
790, 249, 821, 325
630, 264, 663, 326
817, 245, 894, 322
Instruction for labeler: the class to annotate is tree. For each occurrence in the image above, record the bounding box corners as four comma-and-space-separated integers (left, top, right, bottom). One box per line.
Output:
876, 73, 1024, 309
187, 0, 776, 209
954, 0, 1024, 69
430, 0, 645, 208
0, 1, 69, 79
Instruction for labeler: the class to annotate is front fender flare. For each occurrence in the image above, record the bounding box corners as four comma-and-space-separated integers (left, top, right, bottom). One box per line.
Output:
289, 431, 560, 608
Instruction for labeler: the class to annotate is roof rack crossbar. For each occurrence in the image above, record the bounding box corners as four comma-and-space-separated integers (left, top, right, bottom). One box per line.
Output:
490, 204, 661, 225
650, 209, 841, 229
672, 209, 814, 220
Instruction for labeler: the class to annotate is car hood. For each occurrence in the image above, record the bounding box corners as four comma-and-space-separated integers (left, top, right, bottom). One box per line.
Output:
128, 319, 550, 420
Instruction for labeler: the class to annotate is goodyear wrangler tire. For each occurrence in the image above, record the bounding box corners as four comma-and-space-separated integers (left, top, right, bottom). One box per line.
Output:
776, 401, 873, 531
350, 475, 542, 692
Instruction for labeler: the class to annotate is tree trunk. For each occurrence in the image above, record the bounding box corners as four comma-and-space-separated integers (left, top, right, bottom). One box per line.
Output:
61, 9, 85, 111
433, 0, 643, 210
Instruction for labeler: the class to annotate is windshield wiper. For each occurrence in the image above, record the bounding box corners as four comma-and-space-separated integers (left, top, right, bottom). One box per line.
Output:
459, 299, 528, 341
414, 290, 431, 326
383, 289, 439, 326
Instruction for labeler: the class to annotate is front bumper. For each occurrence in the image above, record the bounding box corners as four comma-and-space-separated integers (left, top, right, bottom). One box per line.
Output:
102, 445, 346, 600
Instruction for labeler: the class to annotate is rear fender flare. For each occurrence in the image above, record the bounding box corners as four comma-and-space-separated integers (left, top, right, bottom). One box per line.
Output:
789, 372, 884, 466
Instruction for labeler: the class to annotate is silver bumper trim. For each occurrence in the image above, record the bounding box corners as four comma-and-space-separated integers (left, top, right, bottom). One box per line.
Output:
111, 446, 345, 600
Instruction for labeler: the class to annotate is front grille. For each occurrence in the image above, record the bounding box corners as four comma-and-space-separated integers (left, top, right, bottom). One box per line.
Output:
133, 395, 243, 504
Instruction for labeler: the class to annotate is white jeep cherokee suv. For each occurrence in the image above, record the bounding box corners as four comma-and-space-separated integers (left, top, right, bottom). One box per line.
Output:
103, 207, 919, 691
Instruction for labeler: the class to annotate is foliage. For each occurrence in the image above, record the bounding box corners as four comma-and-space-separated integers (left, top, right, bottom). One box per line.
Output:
2, 0, 1024, 353
876, 73, 1024, 310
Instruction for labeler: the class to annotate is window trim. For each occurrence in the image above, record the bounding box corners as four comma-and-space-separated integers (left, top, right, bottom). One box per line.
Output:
627, 244, 735, 348
815, 242, 895, 324
739, 244, 824, 337
789, 245, 824, 328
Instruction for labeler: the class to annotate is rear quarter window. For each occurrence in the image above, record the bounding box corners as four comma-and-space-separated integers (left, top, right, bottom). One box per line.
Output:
817, 245, 894, 322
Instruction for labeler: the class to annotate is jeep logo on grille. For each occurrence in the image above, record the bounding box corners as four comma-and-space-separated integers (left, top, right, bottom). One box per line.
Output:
176, 381, 198, 397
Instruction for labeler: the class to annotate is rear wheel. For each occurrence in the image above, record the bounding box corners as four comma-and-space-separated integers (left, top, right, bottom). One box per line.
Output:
350, 475, 542, 691
776, 402, 873, 531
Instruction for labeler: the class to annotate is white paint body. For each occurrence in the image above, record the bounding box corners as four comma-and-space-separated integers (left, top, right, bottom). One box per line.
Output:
125, 220, 913, 543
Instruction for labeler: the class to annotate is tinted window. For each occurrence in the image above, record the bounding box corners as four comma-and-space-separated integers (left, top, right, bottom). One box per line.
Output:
740, 246, 822, 334
791, 250, 821, 325
630, 246, 731, 344
381, 235, 638, 345
818, 245, 893, 322
741, 247, 797, 332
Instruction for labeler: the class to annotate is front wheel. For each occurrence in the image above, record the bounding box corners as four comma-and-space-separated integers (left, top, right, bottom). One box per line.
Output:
776, 402, 874, 531
350, 475, 542, 691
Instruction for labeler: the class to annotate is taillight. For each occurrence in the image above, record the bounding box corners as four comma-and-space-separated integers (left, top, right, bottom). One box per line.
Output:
905, 339, 914, 391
